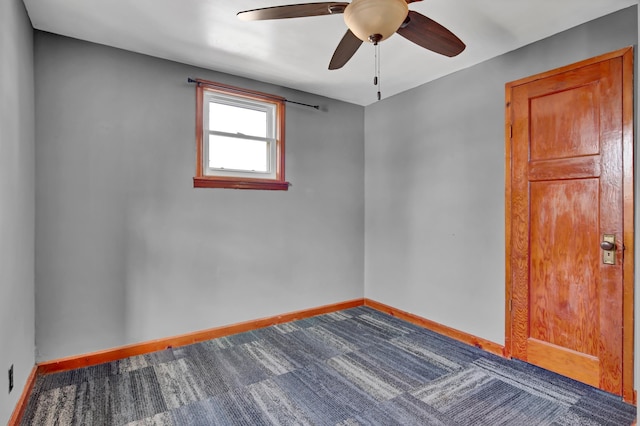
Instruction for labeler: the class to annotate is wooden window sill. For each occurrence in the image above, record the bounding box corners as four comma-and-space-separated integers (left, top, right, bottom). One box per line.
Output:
193, 177, 290, 190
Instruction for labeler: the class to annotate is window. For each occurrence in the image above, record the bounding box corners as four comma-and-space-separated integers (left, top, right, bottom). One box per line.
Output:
194, 79, 289, 190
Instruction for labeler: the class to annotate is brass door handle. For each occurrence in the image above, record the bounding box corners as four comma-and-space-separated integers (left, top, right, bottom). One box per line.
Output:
601, 234, 616, 265
600, 241, 615, 250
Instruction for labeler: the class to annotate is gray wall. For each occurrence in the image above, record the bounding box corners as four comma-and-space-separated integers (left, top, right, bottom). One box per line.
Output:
34, 33, 364, 361
0, 0, 35, 423
364, 7, 637, 346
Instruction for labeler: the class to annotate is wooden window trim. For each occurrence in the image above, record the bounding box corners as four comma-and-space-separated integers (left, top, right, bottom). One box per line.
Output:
194, 79, 289, 190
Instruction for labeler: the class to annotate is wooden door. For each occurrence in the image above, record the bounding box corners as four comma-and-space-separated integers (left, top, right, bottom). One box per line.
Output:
506, 47, 634, 399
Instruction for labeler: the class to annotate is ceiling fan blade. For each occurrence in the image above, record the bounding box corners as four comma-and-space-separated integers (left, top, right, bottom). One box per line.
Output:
238, 2, 349, 21
396, 11, 465, 57
328, 29, 363, 70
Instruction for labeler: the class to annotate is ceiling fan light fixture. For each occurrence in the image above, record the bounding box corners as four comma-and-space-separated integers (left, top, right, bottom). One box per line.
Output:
344, 0, 408, 43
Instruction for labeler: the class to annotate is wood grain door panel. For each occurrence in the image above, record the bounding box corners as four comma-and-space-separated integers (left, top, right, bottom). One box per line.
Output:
506, 48, 633, 397
529, 179, 600, 355
530, 83, 600, 160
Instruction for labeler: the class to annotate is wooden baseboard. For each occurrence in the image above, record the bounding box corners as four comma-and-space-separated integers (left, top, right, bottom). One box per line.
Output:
7, 366, 38, 426
38, 298, 364, 375
38, 297, 507, 374
364, 298, 505, 357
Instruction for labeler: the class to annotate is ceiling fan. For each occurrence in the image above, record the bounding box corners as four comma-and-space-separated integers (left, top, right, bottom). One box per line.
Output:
237, 0, 466, 70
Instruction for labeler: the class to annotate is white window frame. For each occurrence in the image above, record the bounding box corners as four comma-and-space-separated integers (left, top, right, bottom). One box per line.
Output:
203, 91, 277, 180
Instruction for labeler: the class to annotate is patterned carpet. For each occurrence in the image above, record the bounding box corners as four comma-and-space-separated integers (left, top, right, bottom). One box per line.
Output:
21, 307, 636, 425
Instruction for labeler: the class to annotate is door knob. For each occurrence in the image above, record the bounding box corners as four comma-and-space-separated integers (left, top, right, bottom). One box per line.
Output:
601, 234, 616, 265
600, 241, 615, 250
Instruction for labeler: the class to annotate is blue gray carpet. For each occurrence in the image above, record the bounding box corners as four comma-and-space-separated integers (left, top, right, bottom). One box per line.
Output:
21, 307, 636, 425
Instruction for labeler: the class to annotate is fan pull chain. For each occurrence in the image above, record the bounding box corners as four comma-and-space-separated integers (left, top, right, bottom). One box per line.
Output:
374, 42, 381, 101
373, 43, 378, 86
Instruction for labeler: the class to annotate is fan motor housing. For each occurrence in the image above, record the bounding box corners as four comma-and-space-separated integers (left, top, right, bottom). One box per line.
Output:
344, 0, 409, 42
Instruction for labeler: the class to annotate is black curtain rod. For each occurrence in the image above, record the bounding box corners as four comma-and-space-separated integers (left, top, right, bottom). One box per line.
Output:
187, 78, 320, 110
285, 99, 320, 110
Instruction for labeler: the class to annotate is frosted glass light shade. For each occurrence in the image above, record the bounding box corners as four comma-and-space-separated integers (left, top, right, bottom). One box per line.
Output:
344, 0, 409, 42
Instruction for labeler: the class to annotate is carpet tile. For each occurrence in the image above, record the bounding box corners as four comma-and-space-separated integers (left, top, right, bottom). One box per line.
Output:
411, 367, 494, 409
389, 337, 462, 373
154, 359, 210, 409
21, 306, 636, 425
326, 354, 405, 401
442, 379, 564, 426
473, 358, 584, 406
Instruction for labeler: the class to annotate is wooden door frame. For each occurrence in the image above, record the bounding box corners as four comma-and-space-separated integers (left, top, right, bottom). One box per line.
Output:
504, 47, 634, 403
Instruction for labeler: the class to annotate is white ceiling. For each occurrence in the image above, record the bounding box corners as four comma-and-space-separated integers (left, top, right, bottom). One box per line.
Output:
23, 0, 637, 106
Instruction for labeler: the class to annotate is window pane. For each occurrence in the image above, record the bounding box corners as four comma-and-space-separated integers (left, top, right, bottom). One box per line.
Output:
208, 135, 268, 172
209, 102, 267, 137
